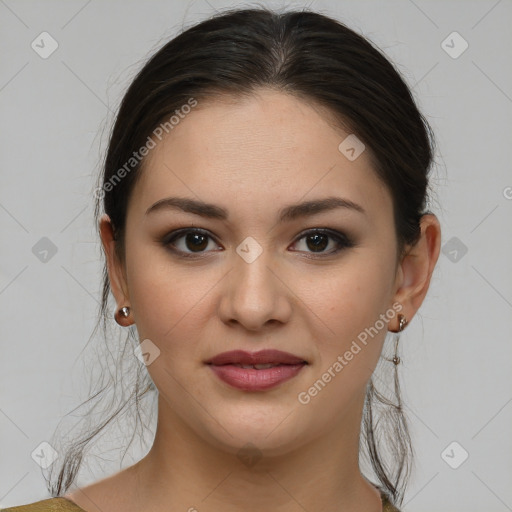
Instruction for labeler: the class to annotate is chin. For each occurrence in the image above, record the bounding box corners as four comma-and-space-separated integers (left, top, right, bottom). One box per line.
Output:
197, 402, 311, 458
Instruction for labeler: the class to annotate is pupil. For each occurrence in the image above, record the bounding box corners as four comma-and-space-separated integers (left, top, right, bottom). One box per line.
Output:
307, 234, 327, 252
186, 233, 208, 251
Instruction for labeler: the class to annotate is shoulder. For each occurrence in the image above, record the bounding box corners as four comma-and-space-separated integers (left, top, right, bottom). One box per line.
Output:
1, 497, 86, 512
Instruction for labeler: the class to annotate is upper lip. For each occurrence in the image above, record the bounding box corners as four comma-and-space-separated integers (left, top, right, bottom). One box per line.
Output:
205, 349, 307, 366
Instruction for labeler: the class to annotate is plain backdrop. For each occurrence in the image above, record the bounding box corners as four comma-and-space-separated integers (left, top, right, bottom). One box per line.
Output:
1, 1, 511, 511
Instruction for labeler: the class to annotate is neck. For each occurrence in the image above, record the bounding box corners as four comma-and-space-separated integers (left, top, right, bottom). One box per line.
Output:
127, 394, 383, 512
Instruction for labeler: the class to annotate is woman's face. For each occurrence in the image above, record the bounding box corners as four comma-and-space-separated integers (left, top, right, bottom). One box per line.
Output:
111, 89, 405, 456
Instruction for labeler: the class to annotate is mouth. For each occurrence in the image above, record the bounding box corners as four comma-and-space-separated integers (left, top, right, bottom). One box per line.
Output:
205, 349, 308, 391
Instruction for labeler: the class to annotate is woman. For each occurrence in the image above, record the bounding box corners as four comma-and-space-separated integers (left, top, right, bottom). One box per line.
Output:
4, 6, 441, 512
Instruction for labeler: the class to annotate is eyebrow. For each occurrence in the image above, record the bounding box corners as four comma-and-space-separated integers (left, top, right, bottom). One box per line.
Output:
145, 195, 366, 221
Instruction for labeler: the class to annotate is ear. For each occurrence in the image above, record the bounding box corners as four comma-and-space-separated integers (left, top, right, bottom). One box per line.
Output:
99, 214, 130, 308
391, 214, 441, 327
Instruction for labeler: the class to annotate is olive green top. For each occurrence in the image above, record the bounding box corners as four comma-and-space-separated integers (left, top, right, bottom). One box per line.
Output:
1, 491, 401, 511
1, 499, 84, 511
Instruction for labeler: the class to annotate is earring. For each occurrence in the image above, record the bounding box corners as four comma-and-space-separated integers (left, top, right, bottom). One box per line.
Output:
387, 313, 407, 365
114, 306, 131, 326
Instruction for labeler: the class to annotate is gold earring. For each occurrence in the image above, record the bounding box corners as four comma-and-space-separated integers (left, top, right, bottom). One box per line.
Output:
114, 306, 131, 326
388, 313, 407, 365
397, 313, 407, 333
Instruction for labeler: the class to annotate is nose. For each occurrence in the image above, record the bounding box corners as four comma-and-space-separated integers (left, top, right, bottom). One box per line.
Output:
217, 248, 292, 332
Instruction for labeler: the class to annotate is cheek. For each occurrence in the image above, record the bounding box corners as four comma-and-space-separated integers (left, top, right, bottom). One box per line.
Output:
124, 240, 210, 348
315, 250, 396, 369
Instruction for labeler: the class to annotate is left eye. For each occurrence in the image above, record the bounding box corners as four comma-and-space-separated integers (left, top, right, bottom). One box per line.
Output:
292, 229, 352, 254
163, 228, 353, 257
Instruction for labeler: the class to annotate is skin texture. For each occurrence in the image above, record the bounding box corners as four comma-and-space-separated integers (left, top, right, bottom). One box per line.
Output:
65, 89, 441, 512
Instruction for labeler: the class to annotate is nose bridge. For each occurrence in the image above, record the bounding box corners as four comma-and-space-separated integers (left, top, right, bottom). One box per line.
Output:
234, 237, 279, 308
219, 235, 291, 329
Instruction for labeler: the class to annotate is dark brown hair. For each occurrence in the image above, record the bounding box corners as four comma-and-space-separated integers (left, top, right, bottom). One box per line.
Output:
44, 7, 435, 507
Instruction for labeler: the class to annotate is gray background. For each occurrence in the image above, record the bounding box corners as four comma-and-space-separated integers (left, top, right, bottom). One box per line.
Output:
1, 1, 511, 511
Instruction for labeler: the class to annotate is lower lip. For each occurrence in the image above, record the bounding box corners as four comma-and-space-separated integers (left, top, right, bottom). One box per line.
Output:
208, 363, 306, 391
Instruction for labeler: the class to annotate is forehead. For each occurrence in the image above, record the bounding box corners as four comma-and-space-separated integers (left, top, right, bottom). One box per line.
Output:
129, 89, 392, 224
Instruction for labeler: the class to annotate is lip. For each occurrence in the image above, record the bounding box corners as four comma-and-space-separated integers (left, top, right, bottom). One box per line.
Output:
205, 350, 308, 391
205, 349, 307, 366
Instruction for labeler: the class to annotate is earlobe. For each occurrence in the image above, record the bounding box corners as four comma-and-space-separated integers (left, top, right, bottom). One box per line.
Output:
391, 214, 441, 325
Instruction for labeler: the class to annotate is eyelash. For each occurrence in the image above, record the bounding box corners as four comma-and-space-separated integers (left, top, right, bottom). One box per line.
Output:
161, 227, 355, 259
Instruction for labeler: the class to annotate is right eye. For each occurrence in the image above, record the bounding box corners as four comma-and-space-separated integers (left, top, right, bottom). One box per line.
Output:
162, 228, 222, 258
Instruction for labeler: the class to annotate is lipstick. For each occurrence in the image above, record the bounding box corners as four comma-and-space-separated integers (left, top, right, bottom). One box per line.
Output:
205, 349, 307, 391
